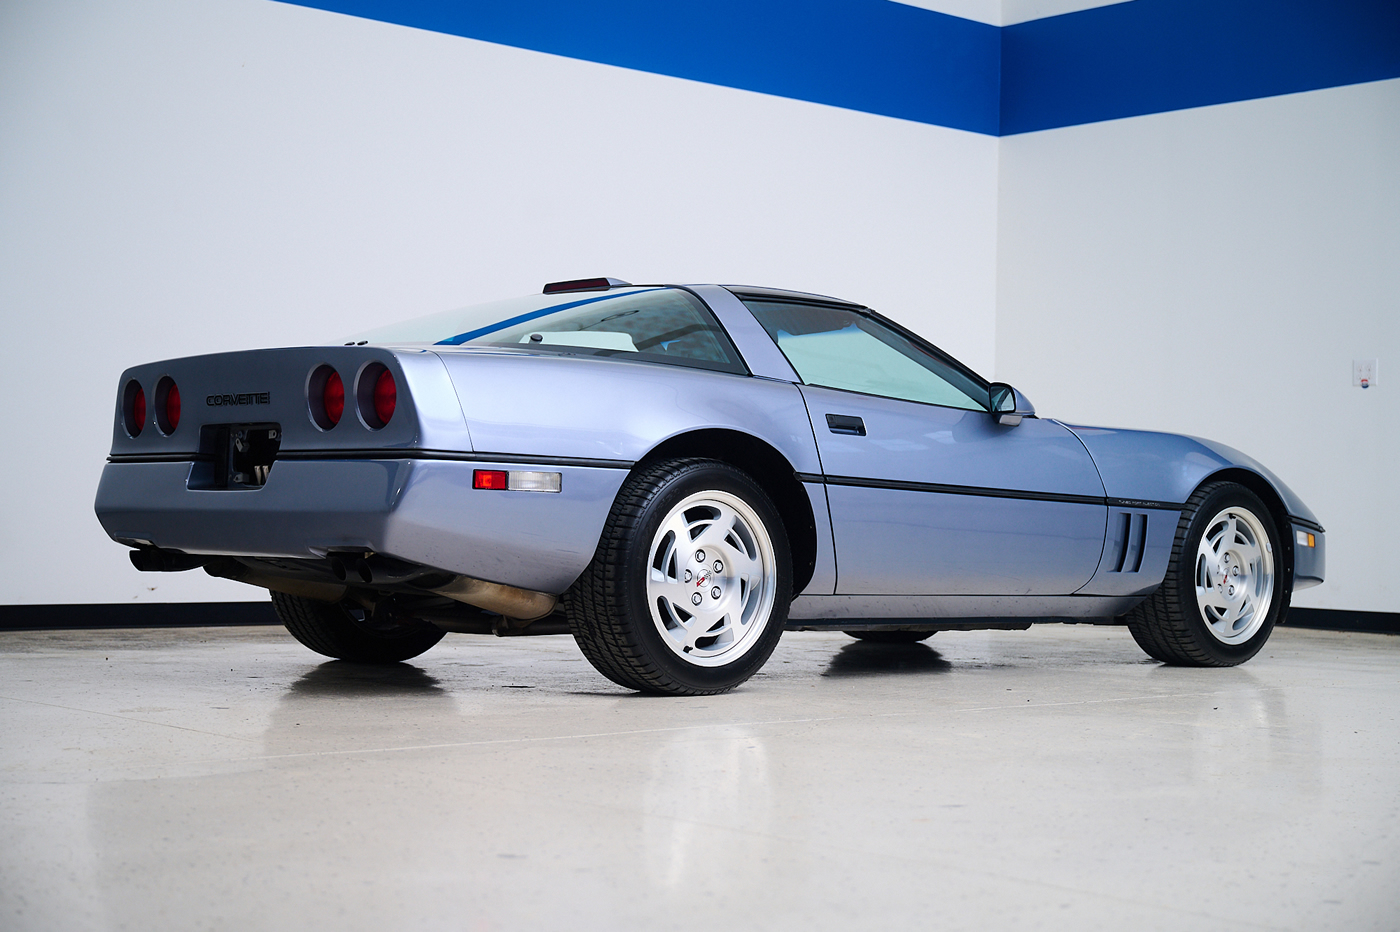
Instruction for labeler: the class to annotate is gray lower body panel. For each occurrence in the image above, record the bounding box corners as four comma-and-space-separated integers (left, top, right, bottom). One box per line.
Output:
95, 458, 628, 594
786, 593, 1143, 621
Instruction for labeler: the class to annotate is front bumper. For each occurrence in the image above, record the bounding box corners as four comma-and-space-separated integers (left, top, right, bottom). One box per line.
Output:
95, 458, 629, 594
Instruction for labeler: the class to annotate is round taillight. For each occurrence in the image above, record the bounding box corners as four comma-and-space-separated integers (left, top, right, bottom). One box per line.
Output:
373, 369, 396, 426
167, 383, 181, 430
123, 380, 146, 437
356, 363, 396, 429
308, 365, 343, 430
155, 377, 181, 434
325, 371, 345, 425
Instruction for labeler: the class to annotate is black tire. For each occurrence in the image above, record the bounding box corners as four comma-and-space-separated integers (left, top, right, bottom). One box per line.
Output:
566, 458, 792, 696
271, 591, 445, 663
843, 630, 935, 644
1126, 481, 1286, 666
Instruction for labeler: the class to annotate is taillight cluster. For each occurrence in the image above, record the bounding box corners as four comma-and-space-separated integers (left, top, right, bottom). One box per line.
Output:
372, 368, 396, 426
308, 363, 396, 431
155, 377, 181, 434
122, 377, 181, 437
120, 362, 399, 439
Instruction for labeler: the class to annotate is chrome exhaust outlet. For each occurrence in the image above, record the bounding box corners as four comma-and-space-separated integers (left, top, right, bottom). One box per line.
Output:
428, 576, 558, 622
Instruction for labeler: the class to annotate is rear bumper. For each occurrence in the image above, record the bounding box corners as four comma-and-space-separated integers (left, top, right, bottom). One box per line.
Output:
95, 458, 629, 594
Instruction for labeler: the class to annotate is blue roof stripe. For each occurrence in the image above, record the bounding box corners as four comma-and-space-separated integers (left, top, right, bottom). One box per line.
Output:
273, 0, 1400, 136
436, 289, 661, 345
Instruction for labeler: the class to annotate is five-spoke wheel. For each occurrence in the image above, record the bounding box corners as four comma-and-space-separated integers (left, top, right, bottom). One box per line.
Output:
567, 458, 792, 695
1127, 481, 1286, 666
1192, 504, 1275, 645
644, 491, 779, 667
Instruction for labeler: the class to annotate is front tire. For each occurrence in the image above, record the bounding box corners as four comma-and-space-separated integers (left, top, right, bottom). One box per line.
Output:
272, 592, 445, 663
567, 458, 792, 695
1126, 481, 1286, 666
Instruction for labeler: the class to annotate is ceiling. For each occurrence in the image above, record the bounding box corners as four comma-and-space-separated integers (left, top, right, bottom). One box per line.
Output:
889, 0, 1137, 27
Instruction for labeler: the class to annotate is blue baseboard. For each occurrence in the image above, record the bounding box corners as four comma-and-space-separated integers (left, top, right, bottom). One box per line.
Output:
1283, 608, 1400, 635
0, 602, 278, 631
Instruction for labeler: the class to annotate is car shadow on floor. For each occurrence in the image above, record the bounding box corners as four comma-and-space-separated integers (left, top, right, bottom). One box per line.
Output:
286, 660, 448, 698
821, 641, 953, 677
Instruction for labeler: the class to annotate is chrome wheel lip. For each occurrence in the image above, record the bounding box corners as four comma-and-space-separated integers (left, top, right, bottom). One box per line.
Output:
1194, 504, 1275, 645
645, 490, 777, 668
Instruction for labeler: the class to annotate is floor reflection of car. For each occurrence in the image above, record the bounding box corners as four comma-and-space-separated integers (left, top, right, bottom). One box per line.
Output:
97, 278, 1326, 695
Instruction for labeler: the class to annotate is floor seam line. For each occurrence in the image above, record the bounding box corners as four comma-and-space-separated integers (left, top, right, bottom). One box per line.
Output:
0, 694, 259, 742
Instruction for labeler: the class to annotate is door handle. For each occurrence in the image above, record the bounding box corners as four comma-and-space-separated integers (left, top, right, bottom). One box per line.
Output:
825, 414, 866, 436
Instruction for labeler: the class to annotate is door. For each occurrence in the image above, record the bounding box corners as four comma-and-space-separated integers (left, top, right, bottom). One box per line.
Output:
740, 298, 1107, 596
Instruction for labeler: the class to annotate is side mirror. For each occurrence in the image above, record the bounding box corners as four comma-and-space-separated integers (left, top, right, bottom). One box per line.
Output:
989, 382, 1036, 427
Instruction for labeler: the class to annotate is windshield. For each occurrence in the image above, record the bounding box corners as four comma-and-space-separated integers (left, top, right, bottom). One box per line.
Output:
351, 287, 746, 374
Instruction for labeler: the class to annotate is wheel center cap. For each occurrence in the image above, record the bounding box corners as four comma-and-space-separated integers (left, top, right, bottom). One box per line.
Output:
696, 570, 711, 588
1217, 568, 1245, 599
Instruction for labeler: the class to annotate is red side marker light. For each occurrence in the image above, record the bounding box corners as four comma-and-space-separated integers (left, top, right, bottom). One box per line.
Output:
473, 469, 508, 490
373, 368, 396, 426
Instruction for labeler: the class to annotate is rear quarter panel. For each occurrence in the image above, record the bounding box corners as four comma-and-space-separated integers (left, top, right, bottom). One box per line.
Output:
433, 350, 822, 474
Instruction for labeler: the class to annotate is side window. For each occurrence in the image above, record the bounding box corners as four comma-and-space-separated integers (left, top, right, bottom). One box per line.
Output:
742, 300, 988, 411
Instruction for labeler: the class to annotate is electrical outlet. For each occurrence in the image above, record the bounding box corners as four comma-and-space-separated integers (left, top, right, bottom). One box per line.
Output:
1353, 358, 1377, 389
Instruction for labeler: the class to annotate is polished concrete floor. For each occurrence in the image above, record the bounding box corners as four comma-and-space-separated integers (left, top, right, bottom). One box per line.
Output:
1, 623, 1397, 931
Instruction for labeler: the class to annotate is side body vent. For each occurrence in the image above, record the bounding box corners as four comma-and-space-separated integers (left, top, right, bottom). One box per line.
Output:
1078, 505, 1180, 596
1108, 512, 1149, 574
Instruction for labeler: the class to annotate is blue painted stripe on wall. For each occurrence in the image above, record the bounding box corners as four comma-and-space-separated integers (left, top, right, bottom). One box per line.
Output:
274, 0, 1400, 135
1001, 0, 1400, 135
273, 0, 1001, 135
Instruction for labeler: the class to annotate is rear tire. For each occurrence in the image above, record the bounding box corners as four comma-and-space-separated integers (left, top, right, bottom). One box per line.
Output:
843, 630, 935, 644
1126, 481, 1285, 666
567, 458, 792, 696
272, 592, 445, 663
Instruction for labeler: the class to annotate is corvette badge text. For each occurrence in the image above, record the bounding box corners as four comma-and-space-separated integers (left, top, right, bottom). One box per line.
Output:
206, 392, 271, 407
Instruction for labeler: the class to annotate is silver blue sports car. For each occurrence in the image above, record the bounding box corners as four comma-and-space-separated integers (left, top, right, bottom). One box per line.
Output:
96, 278, 1325, 694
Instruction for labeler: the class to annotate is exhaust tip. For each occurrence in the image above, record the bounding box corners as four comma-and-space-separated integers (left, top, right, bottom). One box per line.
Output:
129, 547, 206, 573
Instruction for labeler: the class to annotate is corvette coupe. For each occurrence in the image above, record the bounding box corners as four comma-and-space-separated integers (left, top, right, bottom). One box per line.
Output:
96, 279, 1325, 694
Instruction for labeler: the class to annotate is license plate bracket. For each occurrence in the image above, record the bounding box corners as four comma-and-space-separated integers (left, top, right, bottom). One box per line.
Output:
191, 423, 282, 489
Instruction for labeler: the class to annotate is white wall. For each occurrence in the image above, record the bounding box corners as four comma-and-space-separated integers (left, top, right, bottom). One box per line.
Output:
0, 0, 1000, 604
996, 79, 1400, 613
4, 0, 1390, 612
